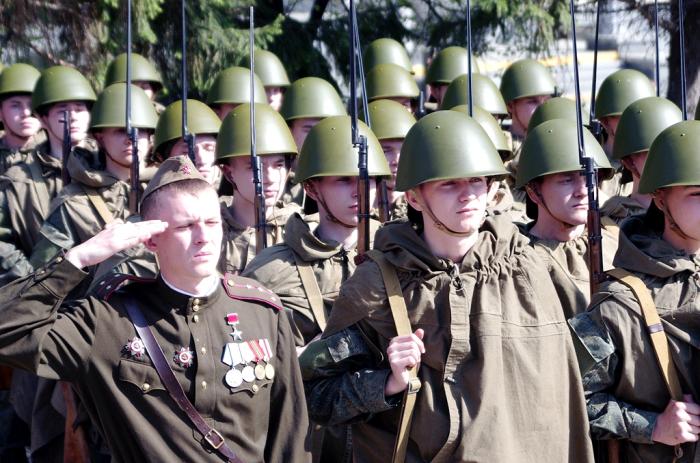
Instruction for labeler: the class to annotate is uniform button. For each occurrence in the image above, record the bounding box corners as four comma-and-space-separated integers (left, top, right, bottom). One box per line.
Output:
200, 347, 207, 354
142, 383, 151, 391
252, 384, 259, 393
201, 381, 207, 389
193, 315, 200, 323
56, 256, 64, 263
192, 305, 200, 312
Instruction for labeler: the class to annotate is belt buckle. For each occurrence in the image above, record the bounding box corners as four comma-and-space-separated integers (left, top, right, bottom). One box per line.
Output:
204, 428, 225, 450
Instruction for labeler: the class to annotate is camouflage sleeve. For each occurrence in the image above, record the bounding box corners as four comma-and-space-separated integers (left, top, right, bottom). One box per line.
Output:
569, 311, 657, 443
299, 326, 399, 426
30, 204, 77, 268
0, 188, 33, 282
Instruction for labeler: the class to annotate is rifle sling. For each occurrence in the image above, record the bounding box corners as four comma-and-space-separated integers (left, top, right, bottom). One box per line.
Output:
123, 299, 243, 463
81, 186, 114, 226
292, 253, 327, 331
365, 250, 421, 463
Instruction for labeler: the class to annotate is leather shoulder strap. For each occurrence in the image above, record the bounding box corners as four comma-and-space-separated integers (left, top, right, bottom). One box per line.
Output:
365, 249, 421, 463
292, 253, 327, 331
607, 268, 683, 400
81, 186, 114, 225
123, 299, 243, 463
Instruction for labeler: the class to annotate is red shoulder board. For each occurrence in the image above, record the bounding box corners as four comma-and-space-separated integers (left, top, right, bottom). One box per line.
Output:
222, 274, 283, 311
94, 273, 155, 301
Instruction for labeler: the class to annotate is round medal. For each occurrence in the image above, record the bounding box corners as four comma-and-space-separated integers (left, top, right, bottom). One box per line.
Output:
225, 368, 243, 388
254, 364, 266, 380
265, 363, 275, 380
242, 365, 256, 383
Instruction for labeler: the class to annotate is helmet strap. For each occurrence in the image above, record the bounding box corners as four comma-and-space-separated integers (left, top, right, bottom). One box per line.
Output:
306, 181, 355, 229
526, 184, 578, 229
656, 194, 694, 242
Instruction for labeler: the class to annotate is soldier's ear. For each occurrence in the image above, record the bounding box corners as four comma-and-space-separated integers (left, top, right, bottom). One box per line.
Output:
404, 189, 422, 211
525, 183, 543, 206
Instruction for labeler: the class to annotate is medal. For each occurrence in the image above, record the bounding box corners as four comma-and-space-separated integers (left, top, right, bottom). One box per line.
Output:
174, 347, 194, 368
254, 364, 266, 380
225, 368, 243, 388
239, 342, 255, 363
265, 363, 275, 380
226, 312, 243, 340
242, 365, 255, 383
124, 337, 146, 360
222, 343, 244, 366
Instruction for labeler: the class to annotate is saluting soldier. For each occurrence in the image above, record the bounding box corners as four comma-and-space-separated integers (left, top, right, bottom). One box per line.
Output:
242, 116, 390, 463
249, 49, 290, 112
0, 63, 43, 175
0, 155, 310, 462
600, 96, 682, 224
104, 53, 166, 114
29, 83, 157, 268
206, 66, 266, 120
301, 111, 594, 462
570, 120, 700, 462
216, 102, 301, 274
516, 118, 618, 315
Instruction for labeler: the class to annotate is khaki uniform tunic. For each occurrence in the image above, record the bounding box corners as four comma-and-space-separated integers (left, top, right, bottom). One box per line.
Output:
600, 194, 647, 225
301, 215, 594, 462
0, 255, 310, 463
0, 131, 46, 176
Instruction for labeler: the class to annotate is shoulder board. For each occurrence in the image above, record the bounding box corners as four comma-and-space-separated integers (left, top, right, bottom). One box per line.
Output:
93, 273, 156, 301
222, 274, 283, 311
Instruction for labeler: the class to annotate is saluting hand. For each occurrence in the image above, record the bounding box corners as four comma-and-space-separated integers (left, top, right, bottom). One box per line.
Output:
652, 394, 700, 445
65, 219, 168, 270
385, 328, 425, 396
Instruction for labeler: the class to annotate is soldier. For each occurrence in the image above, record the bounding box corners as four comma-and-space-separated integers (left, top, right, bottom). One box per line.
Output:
104, 53, 165, 113
301, 111, 594, 462
600, 97, 682, 224
365, 63, 419, 111
527, 96, 578, 131
152, 99, 222, 187
515, 119, 618, 314
29, 83, 158, 268
206, 66, 266, 120
364, 38, 413, 73
250, 49, 290, 112
569, 120, 700, 462
0, 155, 309, 462
242, 116, 390, 462
439, 73, 509, 121
0, 63, 43, 174
216, 103, 301, 274
424, 46, 470, 107
364, 99, 415, 220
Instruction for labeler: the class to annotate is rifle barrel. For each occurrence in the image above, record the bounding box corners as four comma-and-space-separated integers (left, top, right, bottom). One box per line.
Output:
679, 0, 687, 120
466, 0, 473, 116
250, 6, 266, 252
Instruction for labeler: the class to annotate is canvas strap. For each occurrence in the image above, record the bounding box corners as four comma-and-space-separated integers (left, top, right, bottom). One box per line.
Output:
81, 186, 114, 225
292, 253, 327, 331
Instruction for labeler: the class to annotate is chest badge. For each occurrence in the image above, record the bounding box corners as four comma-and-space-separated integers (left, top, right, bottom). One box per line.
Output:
221, 313, 275, 389
174, 347, 194, 368
124, 337, 146, 360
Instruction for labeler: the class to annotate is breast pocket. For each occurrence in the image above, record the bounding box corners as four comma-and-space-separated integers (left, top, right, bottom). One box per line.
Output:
118, 359, 166, 395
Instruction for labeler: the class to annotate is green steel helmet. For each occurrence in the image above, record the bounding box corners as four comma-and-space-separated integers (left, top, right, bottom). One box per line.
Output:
31, 66, 97, 112
366, 63, 419, 101
206, 67, 266, 106
154, 99, 221, 155
249, 49, 290, 87
364, 99, 416, 140
296, 116, 390, 182
396, 110, 507, 191
499, 59, 556, 103
515, 118, 611, 189
426, 47, 469, 85
0, 63, 41, 98
216, 103, 297, 161
104, 53, 163, 90
639, 120, 700, 194
451, 105, 511, 158
279, 77, 346, 121
363, 38, 412, 73
439, 73, 508, 116
89, 83, 158, 131
594, 69, 655, 119
527, 97, 578, 132
613, 97, 682, 160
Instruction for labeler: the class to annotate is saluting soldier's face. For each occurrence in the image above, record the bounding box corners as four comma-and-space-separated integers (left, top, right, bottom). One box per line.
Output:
305, 175, 374, 227
0, 95, 41, 141
289, 117, 321, 151
529, 171, 588, 226
169, 135, 219, 185
41, 101, 91, 144
95, 127, 151, 168
222, 154, 288, 208
265, 86, 284, 112
408, 177, 489, 235
146, 187, 222, 282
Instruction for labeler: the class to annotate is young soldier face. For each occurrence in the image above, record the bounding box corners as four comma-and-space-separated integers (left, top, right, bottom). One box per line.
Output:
0, 95, 41, 139
508, 95, 550, 132
428, 83, 448, 106
223, 154, 288, 208
41, 101, 91, 144
289, 117, 321, 151
213, 103, 239, 121
168, 135, 218, 185
620, 151, 648, 180
599, 115, 620, 139
411, 177, 489, 235
306, 175, 374, 227
532, 171, 588, 226
146, 187, 222, 282
95, 127, 151, 168
380, 139, 403, 191
133, 81, 155, 100
265, 86, 284, 111
656, 186, 700, 244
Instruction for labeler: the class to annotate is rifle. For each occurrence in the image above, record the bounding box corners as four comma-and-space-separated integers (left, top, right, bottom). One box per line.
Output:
654, 0, 660, 97
250, 7, 267, 253
181, 0, 195, 162
679, 0, 688, 120
61, 110, 71, 184
588, 0, 603, 142
126, 0, 140, 214
349, 0, 370, 254
416, 89, 426, 119
465, 0, 474, 117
